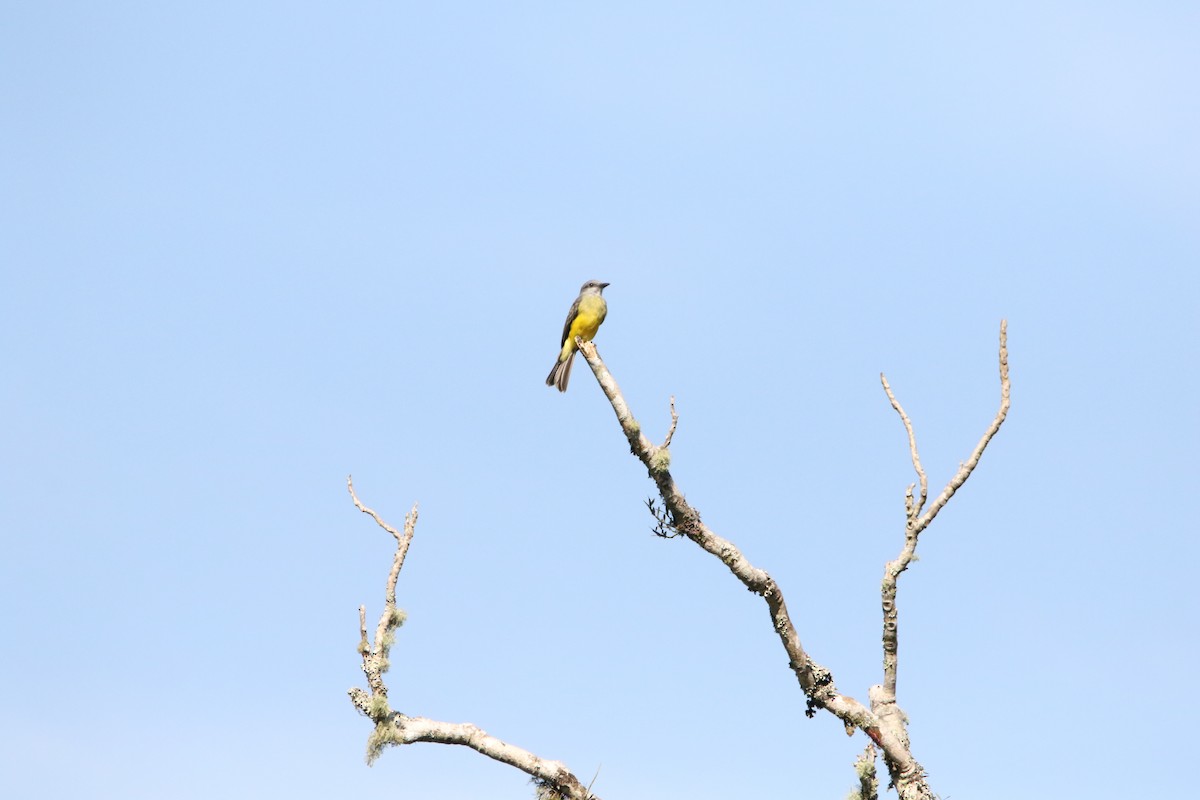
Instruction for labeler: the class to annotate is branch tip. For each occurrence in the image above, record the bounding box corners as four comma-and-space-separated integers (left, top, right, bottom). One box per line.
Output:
661, 395, 679, 449
880, 374, 928, 518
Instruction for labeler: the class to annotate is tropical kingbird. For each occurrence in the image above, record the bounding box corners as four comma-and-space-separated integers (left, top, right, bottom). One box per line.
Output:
545, 280, 610, 392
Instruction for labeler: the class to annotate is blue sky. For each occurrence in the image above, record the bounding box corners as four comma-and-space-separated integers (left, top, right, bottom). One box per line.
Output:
2, 3, 1196, 798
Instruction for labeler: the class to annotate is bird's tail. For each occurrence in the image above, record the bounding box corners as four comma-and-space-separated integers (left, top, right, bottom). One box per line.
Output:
546, 352, 574, 392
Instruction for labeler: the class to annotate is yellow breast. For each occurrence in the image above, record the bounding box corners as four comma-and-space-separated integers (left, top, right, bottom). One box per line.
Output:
568, 294, 608, 343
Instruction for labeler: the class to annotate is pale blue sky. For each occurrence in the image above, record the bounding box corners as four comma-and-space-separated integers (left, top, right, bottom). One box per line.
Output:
2, 4, 1197, 799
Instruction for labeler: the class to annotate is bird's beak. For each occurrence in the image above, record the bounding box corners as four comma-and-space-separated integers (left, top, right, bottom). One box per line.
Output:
600, 282, 611, 289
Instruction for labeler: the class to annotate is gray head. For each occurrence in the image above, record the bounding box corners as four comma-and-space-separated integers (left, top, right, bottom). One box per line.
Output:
580, 280, 610, 295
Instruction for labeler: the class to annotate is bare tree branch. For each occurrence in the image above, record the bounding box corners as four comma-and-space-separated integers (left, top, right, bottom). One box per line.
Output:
346, 476, 598, 800
872, 320, 1010, 776
913, 319, 1010, 535
348, 475, 414, 699
576, 340, 933, 800
880, 375, 928, 520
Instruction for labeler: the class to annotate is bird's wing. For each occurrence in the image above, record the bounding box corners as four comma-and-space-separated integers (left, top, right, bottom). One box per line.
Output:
560, 296, 582, 346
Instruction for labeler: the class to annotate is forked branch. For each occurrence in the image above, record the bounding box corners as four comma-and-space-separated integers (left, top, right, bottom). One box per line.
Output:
346, 476, 598, 800
876, 321, 1010, 715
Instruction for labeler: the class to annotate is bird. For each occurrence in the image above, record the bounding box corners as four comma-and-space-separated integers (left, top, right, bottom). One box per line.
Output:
546, 280, 609, 392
